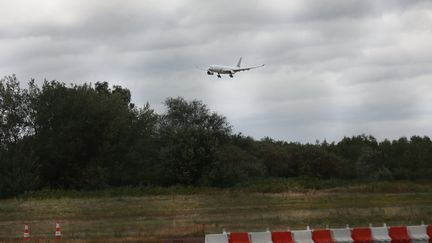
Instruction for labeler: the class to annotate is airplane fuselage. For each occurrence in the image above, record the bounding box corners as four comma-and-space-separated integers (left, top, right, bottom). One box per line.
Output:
208, 65, 236, 74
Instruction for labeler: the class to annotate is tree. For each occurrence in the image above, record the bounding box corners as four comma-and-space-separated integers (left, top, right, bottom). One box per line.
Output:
257, 138, 300, 178
32, 81, 137, 189
0, 75, 36, 146
297, 145, 352, 179
0, 75, 39, 197
159, 97, 231, 185
110, 103, 160, 185
0, 137, 38, 197
355, 147, 387, 178
208, 144, 266, 187
335, 134, 378, 162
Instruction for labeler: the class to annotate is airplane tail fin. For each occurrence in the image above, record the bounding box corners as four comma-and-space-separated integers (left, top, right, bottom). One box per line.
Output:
236, 57, 242, 67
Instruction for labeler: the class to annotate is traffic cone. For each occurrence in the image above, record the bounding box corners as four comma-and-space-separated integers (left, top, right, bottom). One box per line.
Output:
23, 224, 30, 241
55, 222, 62, 240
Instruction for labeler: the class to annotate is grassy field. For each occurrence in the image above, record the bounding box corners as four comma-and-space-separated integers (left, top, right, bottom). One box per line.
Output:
0, 180, 431, 242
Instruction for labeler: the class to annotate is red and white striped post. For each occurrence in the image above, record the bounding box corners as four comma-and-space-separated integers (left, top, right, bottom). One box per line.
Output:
23, 224, 30, 241
55, 222, 62, 240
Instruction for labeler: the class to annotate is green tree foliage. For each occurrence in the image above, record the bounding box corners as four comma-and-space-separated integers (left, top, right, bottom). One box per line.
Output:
355, 147, 385, 178
334, 135, 378, 162
158, 97, 231, 185
32, 81, 152, 188
0, 75, 39, 197
0, 75, 35, 145
208, 144, 266, 187
0, 137, 38, 197
296, 145, 352, 179
111, 103, 159, 186
381, 136, 432, 179
1, 75, 432, 198
257, 138, 299, 177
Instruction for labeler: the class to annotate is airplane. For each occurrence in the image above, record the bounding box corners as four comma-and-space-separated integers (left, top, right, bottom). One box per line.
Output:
204, 57, 265, 78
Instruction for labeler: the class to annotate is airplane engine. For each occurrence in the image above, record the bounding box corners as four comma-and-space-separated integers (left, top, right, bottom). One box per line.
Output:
207, 71, 214, 75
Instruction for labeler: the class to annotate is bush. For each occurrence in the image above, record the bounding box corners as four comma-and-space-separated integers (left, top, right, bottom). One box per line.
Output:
207, 145, 266, 187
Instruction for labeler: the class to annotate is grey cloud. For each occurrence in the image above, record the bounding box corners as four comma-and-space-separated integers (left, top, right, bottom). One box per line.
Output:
1, 0, 431, 142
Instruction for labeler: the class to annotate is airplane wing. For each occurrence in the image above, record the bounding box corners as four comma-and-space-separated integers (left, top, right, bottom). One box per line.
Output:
233, 64, 265, 72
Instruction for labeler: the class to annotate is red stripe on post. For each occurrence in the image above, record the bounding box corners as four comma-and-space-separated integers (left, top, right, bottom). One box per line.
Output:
389, 226, 411, 243
272, 231, 294, 243
352, 227, 373, 243
229, 232, 250, 243
312, 229, 334, 243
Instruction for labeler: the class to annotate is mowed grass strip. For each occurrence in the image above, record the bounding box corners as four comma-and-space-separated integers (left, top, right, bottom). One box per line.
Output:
0, 189, 431, 241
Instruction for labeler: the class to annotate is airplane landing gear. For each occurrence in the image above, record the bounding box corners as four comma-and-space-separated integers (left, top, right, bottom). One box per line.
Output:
217, 74, 221, 78
229, 74, 233, 78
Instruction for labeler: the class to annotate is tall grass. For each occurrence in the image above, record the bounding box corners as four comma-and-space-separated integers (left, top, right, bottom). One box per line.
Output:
15, 178, 432, 200
18, 185, 221, 199
234, 178, 432, 194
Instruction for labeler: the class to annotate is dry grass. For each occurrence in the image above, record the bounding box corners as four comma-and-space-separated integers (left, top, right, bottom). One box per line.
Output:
0, 185, 431, 242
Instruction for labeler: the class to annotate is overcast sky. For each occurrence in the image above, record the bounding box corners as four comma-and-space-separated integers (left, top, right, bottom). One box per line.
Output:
1, 0, 431, 143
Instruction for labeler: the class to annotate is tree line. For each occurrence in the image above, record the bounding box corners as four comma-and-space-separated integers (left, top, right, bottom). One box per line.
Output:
1, 75, 431, 197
